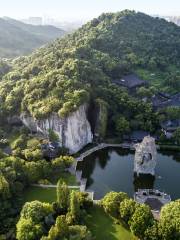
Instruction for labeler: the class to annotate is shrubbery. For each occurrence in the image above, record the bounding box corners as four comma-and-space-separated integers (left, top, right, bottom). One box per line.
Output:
101, 192, 180, 240
16, 182, 93, 240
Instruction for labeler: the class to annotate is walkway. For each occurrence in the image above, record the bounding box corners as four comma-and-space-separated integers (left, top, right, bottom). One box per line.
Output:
31, 184, 80, 189
76, 142, 135, 162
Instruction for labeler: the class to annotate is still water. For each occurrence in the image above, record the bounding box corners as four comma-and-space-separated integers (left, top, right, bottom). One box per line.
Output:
77, 148, 180, 200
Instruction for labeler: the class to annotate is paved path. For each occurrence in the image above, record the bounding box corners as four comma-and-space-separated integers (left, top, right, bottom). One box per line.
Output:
76, 143, 135, 162
31, 184, 80, 189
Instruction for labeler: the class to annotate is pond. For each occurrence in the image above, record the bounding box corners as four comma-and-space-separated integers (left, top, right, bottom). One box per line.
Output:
77, 148, 180, 200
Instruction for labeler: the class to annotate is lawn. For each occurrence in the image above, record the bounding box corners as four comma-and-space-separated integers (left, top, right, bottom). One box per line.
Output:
23, 186, 57, 203
23, 186, 79, 204
23, 188, 137, 240
85, 205, 137, 240
48, 171, 79, 185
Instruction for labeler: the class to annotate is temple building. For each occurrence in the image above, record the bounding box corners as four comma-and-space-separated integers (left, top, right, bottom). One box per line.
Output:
113, 74, 147, 91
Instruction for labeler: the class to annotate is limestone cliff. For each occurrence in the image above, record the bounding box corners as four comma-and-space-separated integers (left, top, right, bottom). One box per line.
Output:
134, 136, 157, 176
94, 99, 108, 139
21, 104, 93, 153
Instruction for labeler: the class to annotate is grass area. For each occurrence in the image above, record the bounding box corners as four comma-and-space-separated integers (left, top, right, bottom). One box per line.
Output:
23, 186, 79, 204
85, 205, 137, 240
23, 186, 57, 203
48, 171, 79, 185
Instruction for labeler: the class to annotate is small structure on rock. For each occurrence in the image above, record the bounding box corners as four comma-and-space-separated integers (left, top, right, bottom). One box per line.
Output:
134, 136, 157, 176
134, 189, 171, 212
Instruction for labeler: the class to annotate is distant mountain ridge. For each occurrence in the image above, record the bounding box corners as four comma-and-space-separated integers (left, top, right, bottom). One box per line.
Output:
0, 17, 65, 58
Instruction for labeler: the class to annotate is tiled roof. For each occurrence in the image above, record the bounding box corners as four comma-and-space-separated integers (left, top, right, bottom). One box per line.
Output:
113, 74, 146, 88
152, 93, 180, 109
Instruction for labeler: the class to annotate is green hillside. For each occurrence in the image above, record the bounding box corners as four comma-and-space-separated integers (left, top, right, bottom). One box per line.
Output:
0, 10, 180, 134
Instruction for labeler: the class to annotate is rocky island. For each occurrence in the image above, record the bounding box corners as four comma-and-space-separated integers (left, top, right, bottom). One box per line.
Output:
134, 136, 157, 176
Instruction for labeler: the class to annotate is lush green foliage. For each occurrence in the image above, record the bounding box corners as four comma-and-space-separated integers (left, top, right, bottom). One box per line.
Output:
48, 129, 59, 142
115, 116, 130, 136
94, 98, 108, 138
16, 183, 93, 240
119, 198, 138, 223
1, 10, 179, 136
0, 128, 75, 235
102, 191, 180, 240
129, 204, 154, 238
1, 10, 180, 239
67, 191, 81, 224
158, 200, 180, 240
101, 191, 128, 218
56, 179, 70, 211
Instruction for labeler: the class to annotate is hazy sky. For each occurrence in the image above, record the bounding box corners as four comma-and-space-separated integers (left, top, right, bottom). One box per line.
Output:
1, 0, 180, 20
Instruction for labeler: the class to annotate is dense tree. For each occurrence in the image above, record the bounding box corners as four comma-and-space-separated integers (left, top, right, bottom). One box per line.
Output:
67, 191, 81, 224
24, 149, 43, 161
0, 174, 10, 199
11, 135, 27, 150
17, 201, 53, 240
101, 191, 128, 218
16, 218, 44, 240
115, 116, 130, 137
46, 215, 68, 240
52, 156, 74, 170
75, 192, 93, 210
144, 222, 160, 240
119, 198, 137, 224
165, 107, 180, 120
158, 200, 180, 240
137, 87, 154, 99
0, 10, 179, 126
129, 204, 154, 239
69, 225, 92, 240
20, 201, 53, 224
56, 179, 70, 211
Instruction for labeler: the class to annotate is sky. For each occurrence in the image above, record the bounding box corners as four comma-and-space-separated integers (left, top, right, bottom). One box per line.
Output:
0, 0, 180, 21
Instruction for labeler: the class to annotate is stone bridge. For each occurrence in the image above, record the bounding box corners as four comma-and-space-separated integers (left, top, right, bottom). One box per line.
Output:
76, 142, 135, 162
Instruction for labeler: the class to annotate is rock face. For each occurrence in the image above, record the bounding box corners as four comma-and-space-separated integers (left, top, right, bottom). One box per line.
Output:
134, 136, 157, 176
21, 104, 93, 153
94, 99, 108, 139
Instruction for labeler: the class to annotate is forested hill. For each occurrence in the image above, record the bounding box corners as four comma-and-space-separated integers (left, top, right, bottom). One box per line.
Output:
0, 10, 180, 132
0, 17, 65, 58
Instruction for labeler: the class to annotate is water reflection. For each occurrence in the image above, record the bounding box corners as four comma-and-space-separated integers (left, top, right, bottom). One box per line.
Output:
77, 147, 180, 200
133, 174, 155, 192
159, 150, 180, 163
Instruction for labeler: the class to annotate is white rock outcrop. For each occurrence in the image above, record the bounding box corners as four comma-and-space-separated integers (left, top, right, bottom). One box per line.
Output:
134, 136, 157, 176
21, 104, 93, 153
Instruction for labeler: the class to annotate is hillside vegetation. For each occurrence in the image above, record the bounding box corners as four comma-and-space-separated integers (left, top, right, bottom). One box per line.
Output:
0, 17, 65, 58
0, 10, 180, 134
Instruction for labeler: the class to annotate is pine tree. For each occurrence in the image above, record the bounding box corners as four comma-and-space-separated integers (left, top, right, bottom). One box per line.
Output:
56, 179, 70, 211
69, 191, 80, 224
